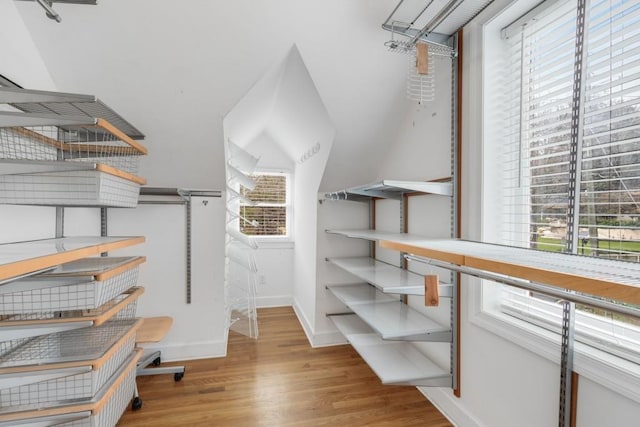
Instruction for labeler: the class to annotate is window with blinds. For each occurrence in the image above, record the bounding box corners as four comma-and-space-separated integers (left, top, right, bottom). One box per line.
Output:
239, 173, 289, 237
490, 0, 640, 360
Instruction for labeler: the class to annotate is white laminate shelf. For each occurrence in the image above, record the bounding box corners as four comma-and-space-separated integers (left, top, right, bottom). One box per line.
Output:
0, 236, 145, 283
325, 179, 453, 201
326, 256, 452, 297
329, 314, 451, 387
327, 283, 450, 341
325, 229, 427, 243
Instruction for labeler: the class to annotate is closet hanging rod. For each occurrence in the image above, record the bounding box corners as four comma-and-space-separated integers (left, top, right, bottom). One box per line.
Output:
404, 254, 640, 319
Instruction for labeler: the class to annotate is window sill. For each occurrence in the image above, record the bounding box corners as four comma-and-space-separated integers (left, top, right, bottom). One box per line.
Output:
469, 288, 640, 403
255, 240, 294, 249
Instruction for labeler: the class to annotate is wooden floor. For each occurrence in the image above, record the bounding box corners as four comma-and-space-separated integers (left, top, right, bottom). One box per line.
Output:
118, 307, 452, 426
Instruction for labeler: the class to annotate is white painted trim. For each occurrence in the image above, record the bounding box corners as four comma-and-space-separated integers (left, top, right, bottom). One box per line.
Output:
419, 387, 485, 427
309, 330, 348, 348
292, 298, 315, 346
139, 339, 227, 362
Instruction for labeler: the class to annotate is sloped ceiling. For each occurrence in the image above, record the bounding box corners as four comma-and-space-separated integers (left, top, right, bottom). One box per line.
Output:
13, 0, 412, 191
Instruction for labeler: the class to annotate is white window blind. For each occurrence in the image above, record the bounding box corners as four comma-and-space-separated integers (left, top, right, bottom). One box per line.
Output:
492, 0, 640, 361
239, 173, 289, 237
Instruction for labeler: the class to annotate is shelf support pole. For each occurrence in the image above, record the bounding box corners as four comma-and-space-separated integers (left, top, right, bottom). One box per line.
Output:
559, 300, 576, 427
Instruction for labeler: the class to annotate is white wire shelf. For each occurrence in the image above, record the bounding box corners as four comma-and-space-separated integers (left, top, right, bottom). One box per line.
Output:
327, 283, 450, 341
325, 179, 452, 201
329, 314, 451, 387
326, 256, 452, 297
0, 236, 145, 283
0, 256, 144, 315
0, 87, 145, 140
0, 347, 142, 426
379, 238, 640, 306
0, 319, 141, 409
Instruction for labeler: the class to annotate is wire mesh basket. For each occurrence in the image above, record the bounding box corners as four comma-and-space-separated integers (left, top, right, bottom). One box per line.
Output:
0, 319, 140, 410
0, 257, 144, 316
0, 287, 143, 330
0, 347, 141, 427
0, 167, 144, 207
0, 120, 147, 175
0, 119, 147, 207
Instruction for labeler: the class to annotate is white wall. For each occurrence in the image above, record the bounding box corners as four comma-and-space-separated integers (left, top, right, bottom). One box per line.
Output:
107, 196, 227, 361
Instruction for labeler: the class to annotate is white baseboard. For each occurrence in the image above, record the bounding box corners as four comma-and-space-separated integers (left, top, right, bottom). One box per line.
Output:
256, 295, 293, 308
272, 300, 346, 348
292, 298, 315, 346
418, 387, 484, 427
139, 339, 227, 362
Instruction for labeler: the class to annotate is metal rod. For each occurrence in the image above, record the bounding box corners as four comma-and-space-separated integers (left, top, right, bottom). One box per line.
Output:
410, 0, 466, 45
35, 0, 62, 22
403, 254, 640, 319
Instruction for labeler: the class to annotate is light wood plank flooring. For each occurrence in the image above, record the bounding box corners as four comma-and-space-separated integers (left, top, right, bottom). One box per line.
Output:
118, 307, 452, 426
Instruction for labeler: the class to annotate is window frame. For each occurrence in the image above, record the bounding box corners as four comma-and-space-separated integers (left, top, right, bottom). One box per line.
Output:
465, 0, 640, 403
237, 170, 293, 243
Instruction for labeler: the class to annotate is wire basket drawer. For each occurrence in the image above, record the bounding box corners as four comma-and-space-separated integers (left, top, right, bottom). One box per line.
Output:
0, 325, 136, 408
0, 169, 142, 208
0, 347, 142, 427
0, 123, 146, 176
0, 288, 143, 358
0, 256, 145, 316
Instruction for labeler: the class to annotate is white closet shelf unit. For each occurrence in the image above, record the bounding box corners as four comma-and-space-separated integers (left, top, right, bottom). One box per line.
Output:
324, 177, 456, 388
330, 315, 451, 387
0, 86, 149, 422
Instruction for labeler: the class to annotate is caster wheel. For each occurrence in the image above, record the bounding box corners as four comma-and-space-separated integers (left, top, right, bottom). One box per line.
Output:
152, 357, 161, 367
174, 372, 184, 382
132, 397, 143, 411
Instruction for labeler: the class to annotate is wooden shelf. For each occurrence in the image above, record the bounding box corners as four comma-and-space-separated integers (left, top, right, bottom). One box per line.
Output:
0, 236, 145, 282
136, 316, 173, 343
327, 283, 450, 341
330, 314, 451, 387
326, 256, 452, 297
380, 238, 640, 306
